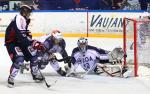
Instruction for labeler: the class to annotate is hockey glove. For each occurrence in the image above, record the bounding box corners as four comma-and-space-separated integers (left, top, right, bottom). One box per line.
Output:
64, 56, 72, 64
32, 40, 45, 51
27, 31, 32, 39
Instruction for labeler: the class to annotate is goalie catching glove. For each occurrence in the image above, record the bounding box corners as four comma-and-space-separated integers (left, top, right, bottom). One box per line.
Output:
108, 47, 125, 64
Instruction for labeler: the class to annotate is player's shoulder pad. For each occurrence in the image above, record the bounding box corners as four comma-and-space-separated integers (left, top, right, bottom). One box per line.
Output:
87, 45, 101, 54
87, 45, 99, 50
72, 47, 80, 54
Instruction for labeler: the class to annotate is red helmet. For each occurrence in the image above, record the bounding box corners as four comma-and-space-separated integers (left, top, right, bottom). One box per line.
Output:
51, 30, 63, 41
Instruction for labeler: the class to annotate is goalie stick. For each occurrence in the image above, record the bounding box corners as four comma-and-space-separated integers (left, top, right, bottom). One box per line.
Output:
55, 56, 120, 78
73, 62, 98, 79
54, 56, 95, 79
55, 56, 127, 78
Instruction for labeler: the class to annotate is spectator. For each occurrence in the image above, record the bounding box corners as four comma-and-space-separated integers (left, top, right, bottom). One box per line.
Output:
63, 0, 101, 10
139, 0, 150, 10
80, 0, 101, 10
36, 0, 102, 10
0, 1, 9, 11
62, 0, 78, 10
38, 0, 63, 10
13, 3, 21, 10
98, 0, 112, 10
112, 0, 132, 10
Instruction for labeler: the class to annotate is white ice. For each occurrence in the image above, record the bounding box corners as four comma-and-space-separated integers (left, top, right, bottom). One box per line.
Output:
0, 37, 150, 94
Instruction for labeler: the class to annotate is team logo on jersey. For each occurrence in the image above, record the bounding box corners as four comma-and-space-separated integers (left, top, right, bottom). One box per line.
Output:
76, 56, 93, 64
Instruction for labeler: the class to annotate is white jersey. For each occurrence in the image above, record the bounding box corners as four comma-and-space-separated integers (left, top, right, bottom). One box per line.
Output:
37, 35, 68, 72
72, 45, 109, 72
15, 14, 27, 31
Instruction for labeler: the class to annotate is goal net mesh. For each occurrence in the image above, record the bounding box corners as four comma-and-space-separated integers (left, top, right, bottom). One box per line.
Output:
123, 18, 150, 77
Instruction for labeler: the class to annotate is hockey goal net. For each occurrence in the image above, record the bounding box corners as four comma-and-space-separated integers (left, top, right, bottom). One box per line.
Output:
123, 17, 150, 77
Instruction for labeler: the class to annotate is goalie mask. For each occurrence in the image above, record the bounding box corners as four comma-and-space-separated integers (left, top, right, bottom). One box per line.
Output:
51, 30, 63, 43
77, 37, 88, 54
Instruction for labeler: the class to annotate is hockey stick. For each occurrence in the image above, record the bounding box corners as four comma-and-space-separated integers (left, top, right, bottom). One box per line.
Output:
78, 68, 92, 78
54, 57, 117, 78
76, 63, 97, 79
54, 56, 71, 62
54, 56, 72, 68
38, 69, 51, 88
55, 57, 114, 78
39, 69, 57, 88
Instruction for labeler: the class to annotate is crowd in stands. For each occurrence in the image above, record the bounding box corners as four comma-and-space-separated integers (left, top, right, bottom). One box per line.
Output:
139, 0, 150, 10
0, 0, 150, 11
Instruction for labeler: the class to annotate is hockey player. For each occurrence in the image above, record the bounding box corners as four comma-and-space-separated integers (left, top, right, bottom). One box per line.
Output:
37, 30, 69, 76
5, 5, 44, 87
66, 37, 127, 77
65, 37, 111, 76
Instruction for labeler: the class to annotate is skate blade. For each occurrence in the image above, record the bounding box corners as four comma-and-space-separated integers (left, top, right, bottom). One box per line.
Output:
7, 83, 14, 88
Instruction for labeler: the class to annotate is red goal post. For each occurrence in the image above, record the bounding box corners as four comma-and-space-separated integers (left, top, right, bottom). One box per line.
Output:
123, 17, 150, 77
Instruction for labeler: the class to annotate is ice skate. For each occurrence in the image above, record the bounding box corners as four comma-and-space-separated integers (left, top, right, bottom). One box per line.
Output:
32, 74, 44, 82
57, 68, 67, 76
7, 76, 14, 88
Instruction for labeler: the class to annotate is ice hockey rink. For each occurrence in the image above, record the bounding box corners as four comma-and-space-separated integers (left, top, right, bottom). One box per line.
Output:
0, 37, 150, 94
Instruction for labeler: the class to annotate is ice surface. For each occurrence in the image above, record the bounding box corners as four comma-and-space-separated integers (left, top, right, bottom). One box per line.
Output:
0, 37, 150, 94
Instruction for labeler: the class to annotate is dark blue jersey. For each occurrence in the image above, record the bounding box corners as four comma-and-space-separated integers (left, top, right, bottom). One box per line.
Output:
5, 14, 32, 47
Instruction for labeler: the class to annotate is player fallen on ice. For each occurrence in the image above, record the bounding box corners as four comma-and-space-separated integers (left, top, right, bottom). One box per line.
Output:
65, 37, 128, 77
5, 5, 44, 88
31, 30, 69, 76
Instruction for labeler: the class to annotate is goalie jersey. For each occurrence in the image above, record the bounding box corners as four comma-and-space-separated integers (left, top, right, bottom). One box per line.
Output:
71, 45, 109, 71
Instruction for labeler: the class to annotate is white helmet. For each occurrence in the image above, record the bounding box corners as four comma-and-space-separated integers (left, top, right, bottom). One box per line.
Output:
51, 30, 63, 41
77, 37, 88, 53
